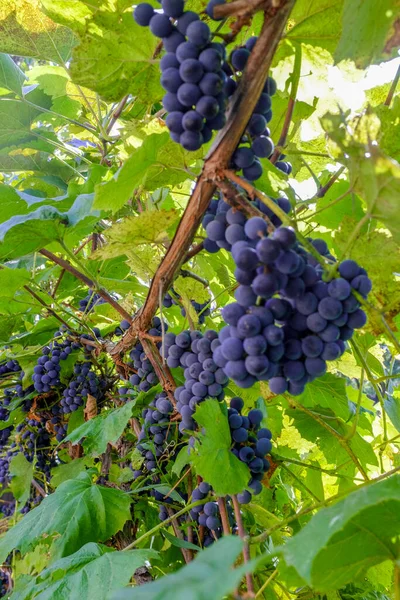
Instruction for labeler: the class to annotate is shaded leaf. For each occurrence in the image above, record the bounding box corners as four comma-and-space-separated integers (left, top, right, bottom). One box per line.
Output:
279, 475, 400, 591
0, 472, 131, 562
9, 453, 34, 506
192, 400, 249, 496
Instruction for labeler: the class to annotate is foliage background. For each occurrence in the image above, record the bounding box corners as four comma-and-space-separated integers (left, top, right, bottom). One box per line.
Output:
0, 0, 398, 598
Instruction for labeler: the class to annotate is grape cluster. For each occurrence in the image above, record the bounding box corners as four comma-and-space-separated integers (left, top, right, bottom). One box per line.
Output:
213, 222, 371, 394
163, 290, 211, 324
17, 417, 56, 481
0, 360, 20, 377
162, 329, 229, 431
33, 332, 79, 393
135, 392, 176, 475
78, 290, 106, 313
134, 1, 230, 150
227, 397, 271, 504
190, 482, 236, 547
61, 361, 104, 414
202, 192, 291, 254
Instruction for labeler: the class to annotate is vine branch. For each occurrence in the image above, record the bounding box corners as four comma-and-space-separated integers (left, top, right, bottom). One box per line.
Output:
111, 0, 296, 358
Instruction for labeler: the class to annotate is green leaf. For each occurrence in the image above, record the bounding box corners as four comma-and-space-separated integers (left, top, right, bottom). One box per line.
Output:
41, 0, 161, 102
192, 400, 249, 496
0, 193, 99, 259
279, 475, 400, 591
94, 133, 201, 213
0, 267, 30, 297
9, 453, 34, 505
11, 543, 157, 600
0, 472, 131, 562
384, 393, 400, 434
297, 373, 351, 421
309, 182, 365, 230
162, 530, 201, 552
335, 0, 399, 67
0, 99, 43, 148
65, 401, 135, 456
113, 536, 245, 600
0, 0, 77, 63
284, 0, 344, 55
51, 457, 95, 488
0, 53, 25, 95
171, 445, 191, 477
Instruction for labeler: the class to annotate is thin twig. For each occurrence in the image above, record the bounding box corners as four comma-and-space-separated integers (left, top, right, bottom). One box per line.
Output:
39, 249, 132, 323
23, 285, 70, 329
217, 497, 231, 536
166, 507, 192, 564
251, 465, 400, 545
289, 398, 370, 481
384, 64, 400, 106
232, 494, 255, 596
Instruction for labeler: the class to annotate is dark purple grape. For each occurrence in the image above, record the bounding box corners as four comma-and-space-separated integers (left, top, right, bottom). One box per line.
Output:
134, 3, 154, 26
149, 13, 174, 38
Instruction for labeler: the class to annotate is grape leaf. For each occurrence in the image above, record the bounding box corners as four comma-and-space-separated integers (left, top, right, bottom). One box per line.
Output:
0, 0, 76, 63
279, 475, 400, 591
113, 536, 247, 600
0, 472, 131, 562
51, 457, 95, 488
9, 453, 34, 506
192, 400, 249, 496
335, 0, 399, 67
11, 543, 157, 600
64, 400, 136, 456
297, 373, 351, 421
0, 53, 25, 95
41, 0, 161, 102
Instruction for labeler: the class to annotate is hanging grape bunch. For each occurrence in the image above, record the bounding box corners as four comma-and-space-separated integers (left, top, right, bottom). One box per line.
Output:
134, 0, 231, 150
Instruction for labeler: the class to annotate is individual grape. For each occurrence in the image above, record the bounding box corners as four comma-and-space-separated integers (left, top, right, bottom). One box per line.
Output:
328, 278, 351, 300
351, 275, 372, 297
256, 238, 281, 263
176, 11, 199, 34
283, 361, 306, 382
306, 312, 328, 333
252, 135, 274, 158
182, 110, 204, 131
318, 297, 343, 320
178, 82, 201, 106
247, 114, 267, 136
179, 58, 204, 83
244, 217, 267, 240
321, 342, 341, 361
163, 92, 185, 112
166, 111, 184, 133
196, 95, 219, 119
163, 31, 186, 52
186, 21, 211, 47
269, 377, 288, 394
206, 0, 226, 19
162, 0, 184, 18
347, 309, 367, 329
338, 260, 360, 280
252, 273, 278, 298
149, 13, 174, 38
231, 48, 250, 71
134, 3, 154, 26
176, 41, 199, 62
199, 48, 222, 72
245, 355, 269, 376
301, 335, 324, 358
161, 68, 182, 93
243, 160, 263, 181
199, 72, 223, 96
264, 77, 277, 95
232, 147, 255, 169
305, 357, 326, 376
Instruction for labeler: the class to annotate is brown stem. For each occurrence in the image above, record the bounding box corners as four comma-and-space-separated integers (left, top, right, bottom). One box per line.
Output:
166, 507, 192, 564
180, 269, 208, 287
106, 95, 129, 134
39, 248, 133, 323
184, 242, 204, 263
32, 479, 46, 498
316, 165, 345, 198
231, 494, 255, 596
111, 0, 295, 359
23, 285, 70, 329
51, 236, 93, 298
216, 179, 274, 229
186, 471, 194, 547
270, 97, 295, 164
384, 64, 400, 107
214, 0, 266, 18
140, 337, 176, 402
217, 497, 231, 535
